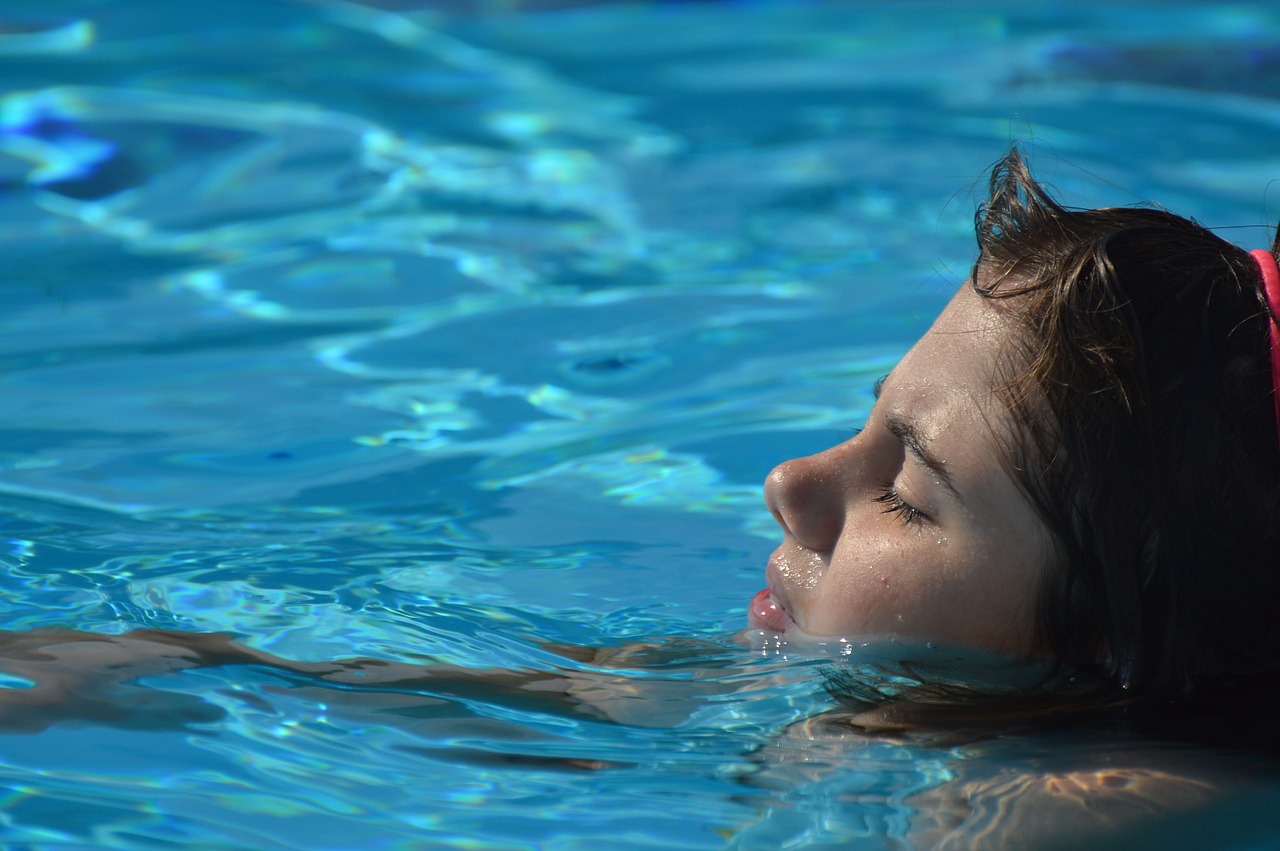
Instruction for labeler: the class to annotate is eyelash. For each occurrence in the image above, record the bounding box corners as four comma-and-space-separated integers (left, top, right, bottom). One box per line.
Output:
874, 485, 926, 526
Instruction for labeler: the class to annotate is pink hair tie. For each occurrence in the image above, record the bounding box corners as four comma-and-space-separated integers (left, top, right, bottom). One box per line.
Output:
1251, 248, 1280, 447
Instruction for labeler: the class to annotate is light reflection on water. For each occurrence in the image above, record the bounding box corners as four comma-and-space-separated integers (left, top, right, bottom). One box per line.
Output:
0, 0, 1279, 847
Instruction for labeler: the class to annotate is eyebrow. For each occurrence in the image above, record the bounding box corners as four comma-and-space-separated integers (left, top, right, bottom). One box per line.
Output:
884, 413, 963, 501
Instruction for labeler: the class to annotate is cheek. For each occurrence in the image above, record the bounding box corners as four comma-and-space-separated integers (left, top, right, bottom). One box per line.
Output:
790, 496, 1046, 651
812, 530, 1029, 647
808, 531, 925, 634
901, 535, 1041, 651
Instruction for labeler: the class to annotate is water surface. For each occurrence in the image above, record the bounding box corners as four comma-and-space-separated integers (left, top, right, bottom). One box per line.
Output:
2, 0, 1280, 847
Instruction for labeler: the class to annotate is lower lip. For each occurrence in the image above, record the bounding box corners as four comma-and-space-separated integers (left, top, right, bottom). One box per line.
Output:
747, 588, 795, 633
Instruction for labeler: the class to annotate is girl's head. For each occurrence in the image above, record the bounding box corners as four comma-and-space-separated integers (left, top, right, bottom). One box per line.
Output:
759, 147, 1280, 703
757, 279, 1051, 652
975, 149, 1280, 694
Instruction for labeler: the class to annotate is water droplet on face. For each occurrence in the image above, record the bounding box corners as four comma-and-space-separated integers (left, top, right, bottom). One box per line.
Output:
800, 550, 824, 589
777, 549, 823, 591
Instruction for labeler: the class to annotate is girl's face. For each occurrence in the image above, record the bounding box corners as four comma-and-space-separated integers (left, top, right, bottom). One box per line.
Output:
751, 283, 1052, 654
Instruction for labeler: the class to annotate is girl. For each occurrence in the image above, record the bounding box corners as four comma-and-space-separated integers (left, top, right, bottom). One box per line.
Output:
758, 147, 1280, 737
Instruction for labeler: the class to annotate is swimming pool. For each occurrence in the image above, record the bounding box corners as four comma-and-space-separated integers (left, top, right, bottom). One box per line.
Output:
3, 0, 1280, 847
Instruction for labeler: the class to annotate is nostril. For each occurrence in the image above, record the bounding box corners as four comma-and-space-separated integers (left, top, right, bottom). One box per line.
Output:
764, 456, 841, 552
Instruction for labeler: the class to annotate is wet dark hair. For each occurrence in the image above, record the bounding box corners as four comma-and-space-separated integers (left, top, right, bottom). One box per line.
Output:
829, 147, 1280, 740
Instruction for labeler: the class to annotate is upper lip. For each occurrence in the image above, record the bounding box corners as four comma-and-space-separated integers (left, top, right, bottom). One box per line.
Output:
764, 548, 797, 626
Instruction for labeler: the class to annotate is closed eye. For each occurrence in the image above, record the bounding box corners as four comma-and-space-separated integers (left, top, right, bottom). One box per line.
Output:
873, 374, 888, 400
874, 485, 927, 526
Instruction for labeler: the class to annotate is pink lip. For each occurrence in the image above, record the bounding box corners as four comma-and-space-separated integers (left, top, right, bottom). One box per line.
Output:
748, 587, 796, 633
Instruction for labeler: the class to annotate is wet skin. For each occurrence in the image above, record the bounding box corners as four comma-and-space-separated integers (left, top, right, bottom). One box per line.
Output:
751, 282, 1052, 653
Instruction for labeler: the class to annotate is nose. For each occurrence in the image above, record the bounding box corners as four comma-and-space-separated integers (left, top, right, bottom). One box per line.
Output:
763, 445, 848, 553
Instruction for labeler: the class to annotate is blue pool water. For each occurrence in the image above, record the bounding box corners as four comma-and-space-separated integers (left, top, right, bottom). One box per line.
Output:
4, 0, 1280, 847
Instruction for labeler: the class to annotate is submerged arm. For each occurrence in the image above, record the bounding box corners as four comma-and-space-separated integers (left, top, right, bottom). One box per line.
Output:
0, 628, 732, 733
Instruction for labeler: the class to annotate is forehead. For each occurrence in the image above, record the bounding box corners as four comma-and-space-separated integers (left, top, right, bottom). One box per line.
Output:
907, 283, 1015, 366
888, 284, 1014, 398
880, 284, 1024, 506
